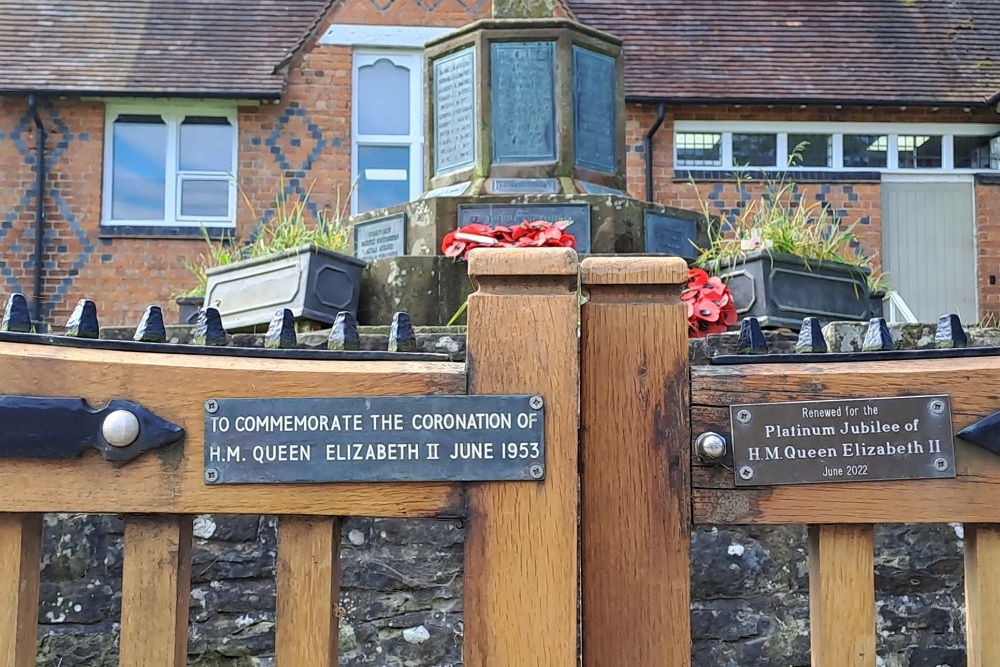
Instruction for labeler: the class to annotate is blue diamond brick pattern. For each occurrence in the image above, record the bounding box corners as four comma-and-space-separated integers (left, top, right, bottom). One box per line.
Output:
251, 106, 331, 229
0, 101, 94, 318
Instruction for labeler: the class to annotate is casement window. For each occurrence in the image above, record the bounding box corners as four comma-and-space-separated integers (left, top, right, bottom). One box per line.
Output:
102, 104, 237, 230
352, 50, 423, 215
674, 122, 1000, 172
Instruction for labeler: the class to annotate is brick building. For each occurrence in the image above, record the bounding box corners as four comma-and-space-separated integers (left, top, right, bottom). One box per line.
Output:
1, 0, 999, 326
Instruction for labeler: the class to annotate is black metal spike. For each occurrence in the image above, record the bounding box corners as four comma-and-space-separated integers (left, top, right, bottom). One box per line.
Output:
735, 318, 768, 355
862, 317, 895, 352
935, 313, 968, 349
795, 317, 828, 354
133, 305, 166, 343
265, 308, 297, 349
959, 410, 1000, 456
64, 299, 100, 339
2, 293, 33, 333
192, 308, 227, 346
388, 312, 417, 353
328, 311, 361, 351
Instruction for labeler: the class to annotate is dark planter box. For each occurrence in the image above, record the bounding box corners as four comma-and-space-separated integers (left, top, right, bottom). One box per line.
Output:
175, 296, 204, 325
713, 251, 875, 330
205, 244, 366, 331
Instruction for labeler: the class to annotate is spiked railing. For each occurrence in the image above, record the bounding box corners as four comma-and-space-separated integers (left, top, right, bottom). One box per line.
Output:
0, 295, 447, 363
711, 313, 984, 364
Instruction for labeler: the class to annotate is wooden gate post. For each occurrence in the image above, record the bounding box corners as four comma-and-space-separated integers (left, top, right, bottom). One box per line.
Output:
0, 514, 42, 667
965, 524, 1000, 666
579, 257, 692, 667
465, 248, 580, 667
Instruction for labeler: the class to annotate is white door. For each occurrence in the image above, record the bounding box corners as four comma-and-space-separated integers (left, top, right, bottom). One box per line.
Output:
881, 176, 977, 323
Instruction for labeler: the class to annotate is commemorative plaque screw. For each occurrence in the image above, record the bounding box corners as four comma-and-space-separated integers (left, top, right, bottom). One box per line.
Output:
205, 468, 219, 483
736, 410, 752, 424
738, 466, 754, 480
930, 400, 945, 415
529, 396, 544, 410
205, 399, 219, 414
529, 464, 544, 479
934, 457, 948, 472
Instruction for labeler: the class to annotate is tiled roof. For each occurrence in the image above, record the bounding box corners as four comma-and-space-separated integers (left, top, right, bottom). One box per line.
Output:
0, 0, 332, 98
567, 0, 1000, 106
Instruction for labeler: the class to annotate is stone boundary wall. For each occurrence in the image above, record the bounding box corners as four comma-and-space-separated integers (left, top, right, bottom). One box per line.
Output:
36, 323, 979, 666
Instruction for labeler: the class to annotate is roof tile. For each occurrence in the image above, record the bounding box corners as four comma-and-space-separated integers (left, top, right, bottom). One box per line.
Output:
567, 0, 1000, 105
0, 0, 331, 97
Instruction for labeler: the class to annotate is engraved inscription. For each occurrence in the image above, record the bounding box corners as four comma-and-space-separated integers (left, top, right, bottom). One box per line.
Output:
730, 395, 956, 487
573, 47, 616, 173
491, 42, 556, 163
354, 214, 406, 261
204, 395, 546, 484
488, 178, 559, 194
434, 48, 477, 175
458, 203, 590, 253
644, 211, 698, 260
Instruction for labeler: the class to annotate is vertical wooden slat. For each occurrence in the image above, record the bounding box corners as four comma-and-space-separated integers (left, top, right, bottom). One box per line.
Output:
464, 248, 580, 667
808, 524, 875, 667
276, 516, 342, 667
119, 515, 193, 667
0, 513, 42, 667
579, 256, 692, 667
965, 524, 1000, 666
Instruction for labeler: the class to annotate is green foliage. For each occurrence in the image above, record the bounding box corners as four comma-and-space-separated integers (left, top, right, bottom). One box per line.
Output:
179, 177, 353, 298
690, 143, 889, 293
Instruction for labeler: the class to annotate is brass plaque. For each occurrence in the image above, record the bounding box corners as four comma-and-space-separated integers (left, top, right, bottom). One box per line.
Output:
730, 395, 955, 487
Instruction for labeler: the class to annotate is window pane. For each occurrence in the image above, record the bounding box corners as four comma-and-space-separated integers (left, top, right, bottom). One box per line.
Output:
676, 133, 721, 166
897, 135, 942, 169
180, 179, 230, 218
732, 133, 776, 167
179, 116, 233, 172
358, 58, 411, 136
356, 145, 410, 213
843, 134, 888, 168
954, 136, 993, 169
788, 133, 832, 167
112, 115, 167, 220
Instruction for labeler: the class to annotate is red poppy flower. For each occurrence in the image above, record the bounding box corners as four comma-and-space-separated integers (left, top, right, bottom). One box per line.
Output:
686, 268, 737, 338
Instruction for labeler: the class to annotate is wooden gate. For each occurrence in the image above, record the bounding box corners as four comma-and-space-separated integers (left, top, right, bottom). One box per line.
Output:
578, 255, 1000, 667
0, 248, 579, 667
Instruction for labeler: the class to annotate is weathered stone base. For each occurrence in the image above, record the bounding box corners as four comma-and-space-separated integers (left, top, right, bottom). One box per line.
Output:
349, 192, 707, 258
358, 255, 473, 326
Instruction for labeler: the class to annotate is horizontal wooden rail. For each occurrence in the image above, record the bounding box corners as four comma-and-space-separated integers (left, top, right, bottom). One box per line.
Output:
0, 343, 467, 517
692, 356, 1000, 524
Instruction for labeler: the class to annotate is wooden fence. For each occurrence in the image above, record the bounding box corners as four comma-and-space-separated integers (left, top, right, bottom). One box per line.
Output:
1, 248, 989, 666
0, 248, 579, 667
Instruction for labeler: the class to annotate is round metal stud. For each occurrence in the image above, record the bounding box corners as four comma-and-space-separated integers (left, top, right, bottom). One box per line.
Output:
695, 432, 727, 462
934, 457, 948, 472
101, 410, 141, 448
529, 464, 544, 479
738, 465, 754, 480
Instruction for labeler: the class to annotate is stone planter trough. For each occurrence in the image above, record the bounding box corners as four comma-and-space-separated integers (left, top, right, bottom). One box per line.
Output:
205, 244, 366, 332
713, 250, 876, 330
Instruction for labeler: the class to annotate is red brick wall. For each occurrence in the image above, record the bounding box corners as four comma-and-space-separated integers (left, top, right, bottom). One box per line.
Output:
627, 103, 1000, 320
6, 5, 1000, 326
0, 0, 492, 328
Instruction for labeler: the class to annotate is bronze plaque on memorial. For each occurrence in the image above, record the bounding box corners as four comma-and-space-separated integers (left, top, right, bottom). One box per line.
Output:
730, 395, 956, 487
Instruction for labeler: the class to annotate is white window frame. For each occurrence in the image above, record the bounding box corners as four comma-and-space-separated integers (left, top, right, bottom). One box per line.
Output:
674, 121, 1000, 174
102, 101, 238, 228
351, 49, 424, 215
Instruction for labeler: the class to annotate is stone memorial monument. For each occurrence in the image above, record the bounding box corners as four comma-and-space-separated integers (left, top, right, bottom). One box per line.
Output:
352, 0, 707, 325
